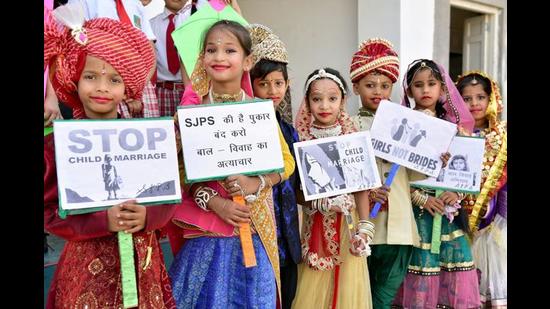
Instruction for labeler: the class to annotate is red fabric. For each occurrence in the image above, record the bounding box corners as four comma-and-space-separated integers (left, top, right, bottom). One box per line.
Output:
114, 0, 133, 26
349, 38, 399, 83
156, 84, 184, 116
166, 14, 181, 75
44, 134, 177, 308
44, 17, 155, 111
308, 212, 342, 261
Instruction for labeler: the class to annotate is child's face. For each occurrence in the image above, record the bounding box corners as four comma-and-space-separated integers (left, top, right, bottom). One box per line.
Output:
451, 158, 466, 170
308, 79, 344, 127
164, 0, 185, 12
252, 70, 288, 107
461, 84, 489, 124
202, 29, 252, 85
407, 68, 443, 111
353, 72, 393, 112
78, 56, 125, 119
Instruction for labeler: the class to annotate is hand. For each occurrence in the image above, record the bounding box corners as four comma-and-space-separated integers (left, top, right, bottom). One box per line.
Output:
440, 152, 451, 168
369, 185, 390, 204
209, 196, 251, 227
349, 233, 368, 257
224, 175, 260, 197
125, 99, 143, 116
44, 95, 62, 127
107, 200, 146, 233
423, 196, 445, 216
439, 191, 459, 205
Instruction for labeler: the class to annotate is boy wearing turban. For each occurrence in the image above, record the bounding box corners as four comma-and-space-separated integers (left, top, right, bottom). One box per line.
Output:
349, 38, 425, 308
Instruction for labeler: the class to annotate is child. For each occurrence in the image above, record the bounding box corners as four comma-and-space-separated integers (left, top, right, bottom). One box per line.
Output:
44, 6, 176, 308
248, 23, 301, 309
167, 20, 295, 308
448, 154, 469, 171
150, 0, 198, 116
68, 0, 160, 119
393, 59, 480, 308
350, 38, 427, 309
457, 71, 507, 308
291, 67, 373, 309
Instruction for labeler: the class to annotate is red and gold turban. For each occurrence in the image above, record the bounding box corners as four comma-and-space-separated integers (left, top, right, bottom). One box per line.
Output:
44, 7, 155, 113
349, 38, 399, 83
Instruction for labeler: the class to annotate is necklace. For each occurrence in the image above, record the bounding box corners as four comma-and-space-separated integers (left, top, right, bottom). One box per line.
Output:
310, 123, 342, 139
209, 88, 245, 103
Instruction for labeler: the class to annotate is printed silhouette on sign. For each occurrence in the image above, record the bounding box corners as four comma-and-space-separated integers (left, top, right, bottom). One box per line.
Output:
102, 155, 121, 200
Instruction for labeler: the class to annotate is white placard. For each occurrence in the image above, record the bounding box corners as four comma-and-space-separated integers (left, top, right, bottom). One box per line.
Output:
370, 100, 457, 177
53, 118, 182, 211
294, 131, 381, 201
411, 136, 485, 193
177, 100, 284, 182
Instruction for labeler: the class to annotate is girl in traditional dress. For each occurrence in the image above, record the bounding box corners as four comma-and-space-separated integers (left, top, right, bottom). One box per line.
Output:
393, 59, 481, 308
291, 67, 373, 309
457, 71, 507, 308
167, 20, 295, 308
44, 4, 176, 308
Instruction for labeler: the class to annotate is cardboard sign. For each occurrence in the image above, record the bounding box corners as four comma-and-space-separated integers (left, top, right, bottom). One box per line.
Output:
177, 100, 284, 182
294, 131, 381, 201
53, 118, 181, 211
370, 100, 457, 177
412, 136, 485, 193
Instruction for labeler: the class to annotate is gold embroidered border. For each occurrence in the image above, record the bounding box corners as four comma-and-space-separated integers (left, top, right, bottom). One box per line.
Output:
249, 188, 281, 304
469, 124, 507, 231
350, 56, 399, 80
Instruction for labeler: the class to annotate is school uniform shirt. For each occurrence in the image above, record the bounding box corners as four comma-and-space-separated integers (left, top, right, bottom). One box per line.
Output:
353, 114, 423, 246
69, 0, 156, 41
150, 0, 209, 82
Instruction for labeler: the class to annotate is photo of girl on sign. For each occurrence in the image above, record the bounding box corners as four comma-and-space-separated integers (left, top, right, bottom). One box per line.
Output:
299, 141, 346, 195
102, 154, 121, 200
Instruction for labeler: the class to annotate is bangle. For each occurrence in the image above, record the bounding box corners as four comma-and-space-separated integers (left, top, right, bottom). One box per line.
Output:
245, 175, 266, 203
194, 186, 218, 211
278, 172, 284, 184
265, 175, 274, 188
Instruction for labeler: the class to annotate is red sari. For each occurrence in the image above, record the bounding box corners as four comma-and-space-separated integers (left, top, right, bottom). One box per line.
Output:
44, 134, 177, 308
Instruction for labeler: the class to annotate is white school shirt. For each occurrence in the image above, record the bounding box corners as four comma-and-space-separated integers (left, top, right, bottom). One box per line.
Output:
68, 0, 156, 40
150, 0, 209, 82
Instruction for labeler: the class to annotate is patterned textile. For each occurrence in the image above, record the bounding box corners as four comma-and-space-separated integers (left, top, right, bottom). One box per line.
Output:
392, 205, 480, 308
349, 38, 399, 83
156, 84, 184, 117
119, 81, 160, 118
47, 233, 176, 309
169, 235, 276, 308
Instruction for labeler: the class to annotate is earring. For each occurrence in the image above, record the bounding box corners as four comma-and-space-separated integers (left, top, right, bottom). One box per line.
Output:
191, 58, 209, 97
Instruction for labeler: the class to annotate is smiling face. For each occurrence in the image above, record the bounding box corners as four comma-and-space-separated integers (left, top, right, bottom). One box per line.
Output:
77, 56, 125, 119
461, 83, 489, 126
252, 70, 288, 107
407, 68, 444, 112
201, 28, 252, 85
307, 79, 344, 127
353, 72, 393, 112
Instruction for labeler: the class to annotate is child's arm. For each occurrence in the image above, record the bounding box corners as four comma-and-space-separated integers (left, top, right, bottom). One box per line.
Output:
44, 145, 113, 241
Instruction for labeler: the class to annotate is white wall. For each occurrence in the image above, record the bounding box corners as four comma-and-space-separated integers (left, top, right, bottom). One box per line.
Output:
400, 0, 435, 97
238, 0, 358, 119
357, 0, 401, 103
